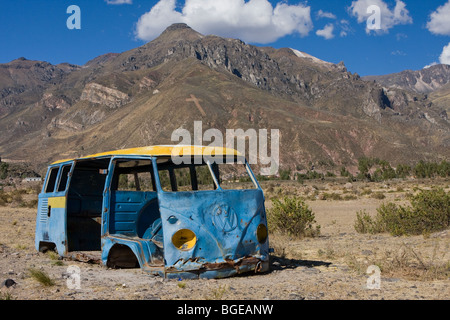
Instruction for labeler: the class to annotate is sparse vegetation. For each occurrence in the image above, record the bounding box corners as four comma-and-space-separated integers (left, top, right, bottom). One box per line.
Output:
370, 191, 386, 200
205, 285, 229, 300
261, 159, 449, 186
321, 192, 342, 201
0, 187, 39, 208
0, 162, 40, 180
267, 196, 320, 238
0, 292, 15, 300
355, 188, 450, 236
0, 176, 447, 299
28, 268, 55, 286
356, 158, 449, 182
46, 251, 64, 266
0, 162, 9, 180
346, 243, 450, 281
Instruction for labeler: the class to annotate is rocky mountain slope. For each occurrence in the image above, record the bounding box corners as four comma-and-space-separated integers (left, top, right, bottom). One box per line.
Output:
430, 82, 450, 115
363, 64, 450, 94
0, 24, 448, 173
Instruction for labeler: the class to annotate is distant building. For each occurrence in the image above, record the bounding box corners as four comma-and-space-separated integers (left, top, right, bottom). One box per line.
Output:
23, 177, 42, 183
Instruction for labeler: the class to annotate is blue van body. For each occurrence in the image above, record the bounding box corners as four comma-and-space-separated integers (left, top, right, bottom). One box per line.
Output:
35, 146, 270, 279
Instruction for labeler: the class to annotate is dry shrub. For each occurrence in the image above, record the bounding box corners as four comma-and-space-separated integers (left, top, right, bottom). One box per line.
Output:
267, 196, 320, 238
375, 245, 449, 280
355, 188, 449, 236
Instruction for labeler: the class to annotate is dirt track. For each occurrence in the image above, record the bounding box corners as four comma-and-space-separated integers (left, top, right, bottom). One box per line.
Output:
0, 180, 449, 301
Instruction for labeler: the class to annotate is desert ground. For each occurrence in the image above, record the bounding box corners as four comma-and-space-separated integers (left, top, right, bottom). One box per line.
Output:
0, 178, 449, 301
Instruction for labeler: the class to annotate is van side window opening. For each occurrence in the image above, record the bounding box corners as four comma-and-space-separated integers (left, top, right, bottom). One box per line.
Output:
112, 159, 156, 192
45, 167, 60, 193
57, 165, 72, 192
70, 167, 107, 197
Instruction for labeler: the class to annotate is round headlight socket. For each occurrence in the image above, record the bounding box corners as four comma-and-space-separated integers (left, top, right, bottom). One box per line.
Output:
172, 229, 197, 251
257, 224, 268, 244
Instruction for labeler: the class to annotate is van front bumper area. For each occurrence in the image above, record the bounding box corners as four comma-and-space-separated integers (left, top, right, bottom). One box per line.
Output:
144, 255, 270, 279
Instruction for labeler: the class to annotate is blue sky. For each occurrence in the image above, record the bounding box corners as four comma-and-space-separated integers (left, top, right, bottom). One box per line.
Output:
1, 0, 450, 76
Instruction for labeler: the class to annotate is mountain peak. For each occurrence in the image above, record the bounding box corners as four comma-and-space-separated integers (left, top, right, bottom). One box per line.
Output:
165, 23, 191, 32
157, 23, 203, 42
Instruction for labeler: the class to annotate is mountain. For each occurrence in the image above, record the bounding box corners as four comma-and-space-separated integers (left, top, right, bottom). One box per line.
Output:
0, 58, 79, 117
430, 82, 450, 115
0, 23, 448, 174
363, 64, 450, 94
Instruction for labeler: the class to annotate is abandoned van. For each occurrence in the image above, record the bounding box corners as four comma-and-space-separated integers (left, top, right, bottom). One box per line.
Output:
35, 146, 270, 279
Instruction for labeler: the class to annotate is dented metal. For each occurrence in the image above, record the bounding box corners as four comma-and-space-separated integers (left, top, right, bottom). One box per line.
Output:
35, 146, 270, 279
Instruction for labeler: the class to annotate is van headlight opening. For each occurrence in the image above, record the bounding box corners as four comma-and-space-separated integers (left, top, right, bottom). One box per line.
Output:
257, 224, 268, 244
172, 229, 197, 251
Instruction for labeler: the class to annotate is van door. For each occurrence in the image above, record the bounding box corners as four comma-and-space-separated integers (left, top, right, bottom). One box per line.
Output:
103, 157, 163, 268
35, 163, 73, 256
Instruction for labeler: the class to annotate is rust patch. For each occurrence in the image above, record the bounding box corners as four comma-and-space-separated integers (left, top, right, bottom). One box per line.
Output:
68, 251, 102, 264
204, 256, 260, 272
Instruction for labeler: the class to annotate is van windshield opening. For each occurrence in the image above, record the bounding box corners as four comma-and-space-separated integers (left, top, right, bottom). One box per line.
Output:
156, 157, 258, 192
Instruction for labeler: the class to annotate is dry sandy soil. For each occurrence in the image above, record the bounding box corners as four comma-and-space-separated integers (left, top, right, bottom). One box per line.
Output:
0, 179, 449, 301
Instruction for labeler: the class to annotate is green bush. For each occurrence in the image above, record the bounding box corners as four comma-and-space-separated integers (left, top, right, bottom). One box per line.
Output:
354, 208, 390, 234
0, 163, 9, 180
267, 196, 320, 238
355, 188, 449, 236
279, 169, 291, 180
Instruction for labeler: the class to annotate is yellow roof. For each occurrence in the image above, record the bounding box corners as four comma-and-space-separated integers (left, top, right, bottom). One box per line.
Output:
52, 145, 242, 165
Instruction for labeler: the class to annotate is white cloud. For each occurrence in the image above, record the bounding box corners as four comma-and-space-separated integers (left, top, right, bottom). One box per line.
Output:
440, 43, 450, 65
105, 0, 132, 4
391, 50, 406, 56
317, 10, 336, 20
427, 1, 450, 35
135, 0, 313, 44
424, 42, 450, 68
424, 62, 438, 69
316, 24, 335, 40
349, 0, 412, 34
339, 19, 352, 37
395, 33, 408, 41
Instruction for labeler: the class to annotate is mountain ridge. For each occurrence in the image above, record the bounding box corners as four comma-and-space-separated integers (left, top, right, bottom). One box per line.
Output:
0, 24, 448, 173
363, 64, 450, 94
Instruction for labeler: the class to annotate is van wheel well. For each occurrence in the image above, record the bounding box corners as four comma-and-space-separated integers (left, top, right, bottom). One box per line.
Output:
107, 244, 139, 269
38, 242, 56, 253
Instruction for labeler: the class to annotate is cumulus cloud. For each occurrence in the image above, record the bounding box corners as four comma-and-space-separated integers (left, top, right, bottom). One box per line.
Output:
440, 43, 450, 65
135, 0, 313, 44
349, 0, 412, 34
427, 1, 450, 35
105, 0, 132, 4
424, 42, 450, 68
316, 24, 335, 40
